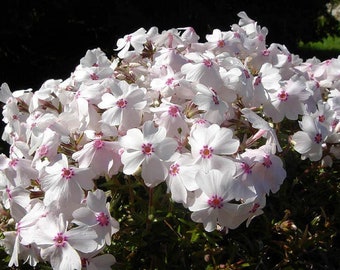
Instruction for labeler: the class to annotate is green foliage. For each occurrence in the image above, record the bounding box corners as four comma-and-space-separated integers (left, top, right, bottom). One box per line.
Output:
298, 36, 340, 60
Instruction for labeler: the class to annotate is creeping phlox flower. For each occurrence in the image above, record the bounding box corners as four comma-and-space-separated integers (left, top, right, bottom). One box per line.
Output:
1, 11, 340, 269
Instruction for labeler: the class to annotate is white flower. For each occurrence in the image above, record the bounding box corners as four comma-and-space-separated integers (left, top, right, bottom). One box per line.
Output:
119, 121, 177, 187
192, 83, 229, 124
98, 79, 148, 132
188, 124, 239, 172
72, 189, 119, 248
263, 75, 310, 122
189, 169, 238, 232
292, 115, 329, 161
115, 28, 147, 58
33, 213, 98, 270
181, 51, 224, 89
39, 154, 95, 206
166, 153, 200, 205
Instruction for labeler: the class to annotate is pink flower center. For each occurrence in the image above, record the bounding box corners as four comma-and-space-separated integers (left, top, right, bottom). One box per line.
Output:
94, 139, 104, 149
116, 98, 128, 108
212, 93, 219, 105
210, 89, 220, 105
8, 159, 18, 167
254, 76, 262, 86
61, 168, 74, 180
142, 143, 154, 156
38, 145, 49, 157
169, 163, 180, 176
243, 69, 250, 79
165, 77, 175, 86
217, 40, 225, 48
249, 203, 260, 213
126, 35, 132, 42
332, 119, 339, 129
262, 49, 270, 56
314, 133, 322, 144
318, 115, 325, 123
200, 145, 214, 159
278, 90, 289, 101
53, 232, 68, 247
241, 162, 252, 174
168, 105, 179, 117
287, 54, 292, 62
96, 212, 110, 226
194, 118, 208, 125
203, 59, 213, 67
90, 73, 99, 80
262, 155, 272, 168
5, 186, 12, 200
208, 195, 223, 209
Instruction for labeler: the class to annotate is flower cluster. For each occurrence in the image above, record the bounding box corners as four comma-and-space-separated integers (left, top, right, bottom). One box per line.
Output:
1, 11, 340, 269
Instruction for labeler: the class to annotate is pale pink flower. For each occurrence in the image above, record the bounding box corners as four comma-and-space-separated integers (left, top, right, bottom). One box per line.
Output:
235, 195, 266, 227
252, 63, 281, 106
292, 115, 329, 161
33, 213, 98, 270
79, 48, 112, 68
234, 146, 286, 198
166, 153, 200, 204
79, 250, 116, 270
31, 128, 61, 167
0, 175, 31, 221
205, 29, 235, 53
188, 169, 239, 232
178, 27, 200, 44
241, 108, 282, 152
263, 75, 310, 122
73, 48, 113, 84
98, 79, 148, 132
115, 28, 147, 58
30, 79, 62, 111
151, 99, 190, 138
150, 65, 183, 98
75, 82, 107, 105
192, 83, 229, 124
72, 189, 119, 247
0, 154, 38, 187
153, 47, 187, 73
235, 11, 268, 53
2, 200, 47, 267
188, 124, 239, 172
0, 230, 40, 268
312, 100, 337, 131
119, 121, 178, 187
152, 28, 184, 48
39, 154, 95, 206
181, 51, 224, 89
328, 89, 340, 119
72, 138, 122, 177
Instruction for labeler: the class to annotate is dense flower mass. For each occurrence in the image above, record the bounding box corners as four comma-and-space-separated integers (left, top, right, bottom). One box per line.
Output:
0, 11, 339, 269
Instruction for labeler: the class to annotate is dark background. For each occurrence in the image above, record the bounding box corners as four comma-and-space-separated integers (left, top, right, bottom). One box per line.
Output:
0, 0, 337, 91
